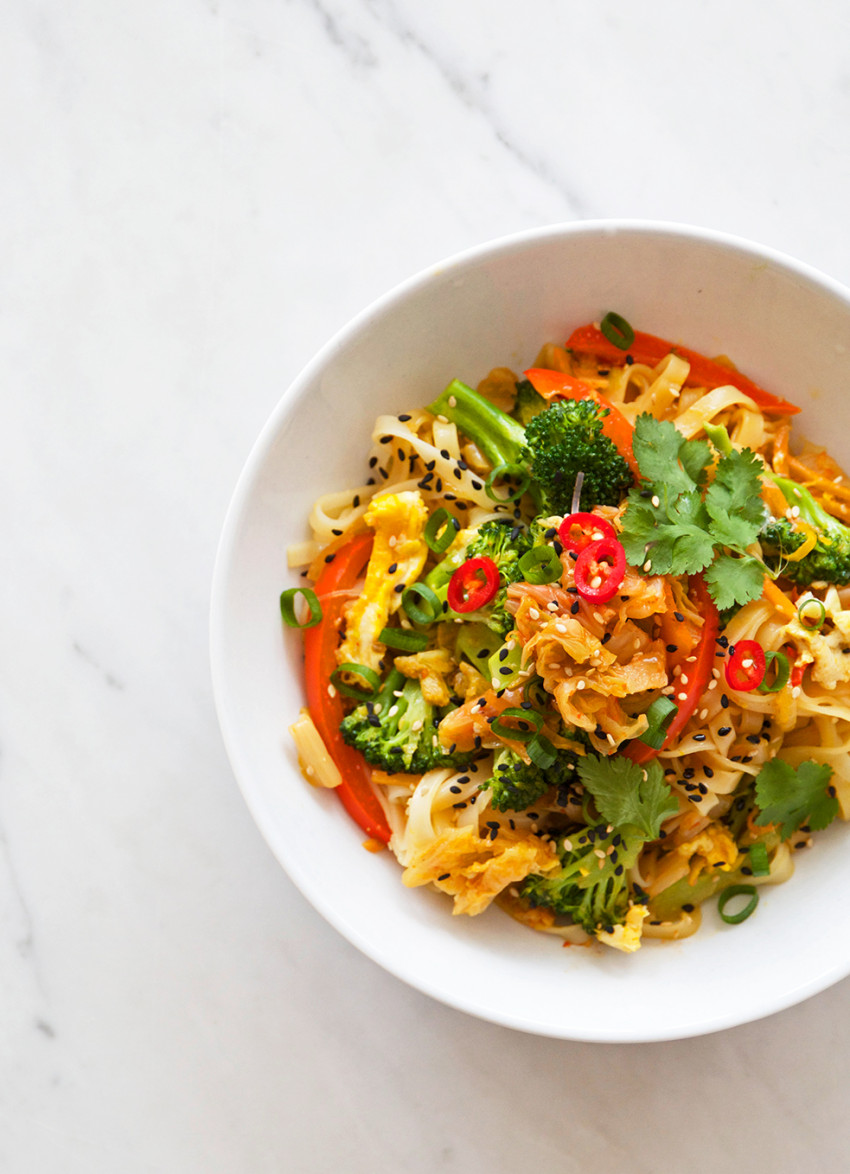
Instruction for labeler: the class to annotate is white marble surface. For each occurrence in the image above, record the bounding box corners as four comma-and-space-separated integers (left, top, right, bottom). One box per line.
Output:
5, 1, 850, 1170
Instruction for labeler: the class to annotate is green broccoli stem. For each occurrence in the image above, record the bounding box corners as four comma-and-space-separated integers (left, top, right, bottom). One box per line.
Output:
429, 380, 527, 469
772, 475, 839, 532
428, 380, 545, 511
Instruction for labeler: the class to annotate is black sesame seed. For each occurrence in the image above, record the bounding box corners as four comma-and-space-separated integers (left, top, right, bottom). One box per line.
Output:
666, 644, 678, 653
437, 872, 450, 881
571, 601, 580, 615
398, 413, 412, 422
387, 562, 398, 574
693, 733, 706, 742
718, 726, 732, 736
720, 694, 730, 708
674, 611, 684, 622
380, 435, 392, 444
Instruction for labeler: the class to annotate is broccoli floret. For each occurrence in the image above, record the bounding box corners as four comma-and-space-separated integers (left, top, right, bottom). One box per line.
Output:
760, 475, 850, 585
520, 826, 640, 934
426, 518, 531, 639
521, 397, 633, 514
481, 747, 550, 812
481, 742, 581, 812
512, 378, 547, 426
464, 519, 531, 638
339, 668, 474, 774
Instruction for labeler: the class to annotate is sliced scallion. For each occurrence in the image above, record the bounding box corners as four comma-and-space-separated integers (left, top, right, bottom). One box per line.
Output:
527, 733, 557, 770
717, 884, 759, 925
748, 841, 770, 878
639, 696, 678, 749
329, 663, 381, 701
484, 462, 531, 503
279, 587, 323, 629
490, 707, 544, 743
757, 650, 790, 694
518, 545, 563, 585
379, 626, 428, 653
424, 508, 460, 554
402, 582, 441, 626
600, 311, 635, 350
797, 597, 826, 631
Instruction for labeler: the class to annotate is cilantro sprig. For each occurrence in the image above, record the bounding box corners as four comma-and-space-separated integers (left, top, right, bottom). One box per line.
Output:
578, 753, 678, 839
754, 758, 839, 841
620, 415, 768, 610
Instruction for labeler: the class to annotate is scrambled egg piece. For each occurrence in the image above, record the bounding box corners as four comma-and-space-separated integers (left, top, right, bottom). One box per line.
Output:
596, 903, 650, 954
785, 587, 850, 691
674, 823, 739, 885
338, 491, 429, 673
401, 824, 559, 916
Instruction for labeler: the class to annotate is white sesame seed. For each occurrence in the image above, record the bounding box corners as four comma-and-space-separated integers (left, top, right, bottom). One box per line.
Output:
436, 414, 449, 423
606, 733, 616, 746
547, 601, 559, 612
699, 708, 709, 719
651, 495, 660, 508
594, 848, 606, 859
555, 622, 567, 633
448, 396, 457, 407
590, 576, 602, 589
707, 680, 717, 690
328, 684, 337, 698
643, 559, 652, 572
742, 658, 753, 669
528, 608, 540, 620
577, 680, 587, 690
792, 685, 801, 698
593, 612, 605, 624
677, 692, 688, 701
387, 705, 399, 717
563, 839, 573, 851
410, 719, 423, 731
680, 674, 689, 684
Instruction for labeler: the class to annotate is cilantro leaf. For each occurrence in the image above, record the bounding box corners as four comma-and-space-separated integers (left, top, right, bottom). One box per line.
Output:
702, 553, 766, 611
578, 754, 679, 840
621, 416, 769, 612
704, 448, 766, 542
754, 758, 839, 841
631, 415, 711, 496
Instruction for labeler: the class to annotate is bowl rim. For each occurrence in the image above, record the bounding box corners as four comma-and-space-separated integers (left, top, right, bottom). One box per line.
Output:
210, 218, 850, 1041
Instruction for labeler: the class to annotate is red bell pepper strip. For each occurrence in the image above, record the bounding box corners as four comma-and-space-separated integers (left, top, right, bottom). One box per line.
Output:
623, 575, 720, 764
573, 537, 627, 604
565, 323, 800, 416
524, 367, 641, 479
302, 534, 391, 843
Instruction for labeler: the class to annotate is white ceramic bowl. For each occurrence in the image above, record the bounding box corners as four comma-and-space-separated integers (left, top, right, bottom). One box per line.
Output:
211, 221, 850, 1042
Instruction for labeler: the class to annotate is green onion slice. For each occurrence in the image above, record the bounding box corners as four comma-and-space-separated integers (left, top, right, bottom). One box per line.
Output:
518, 545, 563, 585
717, 884, 759, 925
522, 675, 549, 710
748, 841, 771, 878
280, 587, 323, 629
639, 696, 678, 749
402, 582, 441, 626
424, 508, 460, 553
329, 662, 381, 701
797, 597, 826, 631
757, 650, 790, 694
490, 707, 544, 743
379, 626, 428, 653
600, 311, 635, 350
527, 733, 557, 770
484, 463, 531, 503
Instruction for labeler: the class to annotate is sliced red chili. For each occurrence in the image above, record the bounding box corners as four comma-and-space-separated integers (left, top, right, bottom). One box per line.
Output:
573, 537, 626, 603
725, 640, 766, 692
447, 556, 500, 613
558, 512, 617, 554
